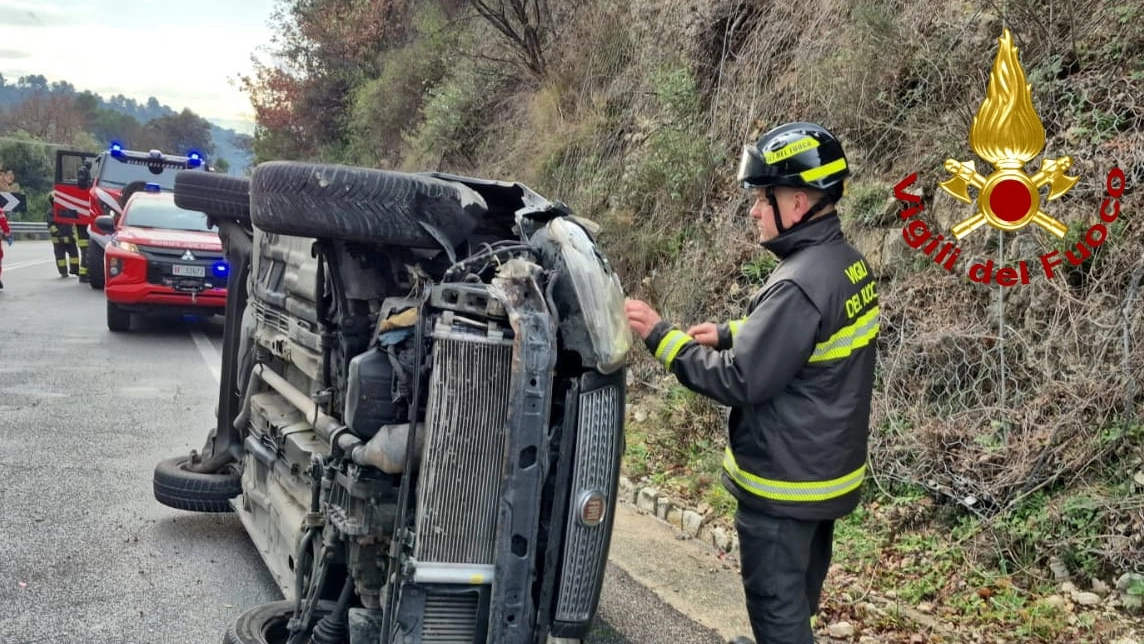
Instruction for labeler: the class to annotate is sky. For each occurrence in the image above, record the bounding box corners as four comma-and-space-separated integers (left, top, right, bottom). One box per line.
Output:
0, 0, 279, 134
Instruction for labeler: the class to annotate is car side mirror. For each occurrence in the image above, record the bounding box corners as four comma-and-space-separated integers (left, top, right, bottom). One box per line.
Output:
93, 215, 116, 235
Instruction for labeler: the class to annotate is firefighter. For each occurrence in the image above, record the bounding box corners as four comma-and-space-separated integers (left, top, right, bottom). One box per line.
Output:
75, 161, 92, 283
624, 122, 879, 644
46, 191, 80, 277
76, 221, 90, 283
0, 209, 11, 289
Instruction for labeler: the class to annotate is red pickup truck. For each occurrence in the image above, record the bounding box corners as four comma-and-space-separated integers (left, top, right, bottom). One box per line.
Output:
92, 187, 228, 332
53, 144, 209, 286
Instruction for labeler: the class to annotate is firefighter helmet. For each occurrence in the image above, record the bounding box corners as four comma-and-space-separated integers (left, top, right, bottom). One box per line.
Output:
737, 122, 849, 198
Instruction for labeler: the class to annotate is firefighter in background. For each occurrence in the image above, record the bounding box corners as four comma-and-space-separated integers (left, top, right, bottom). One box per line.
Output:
46, 191, 80, 277
0, 209, 11, 289
75, 160, 92, 283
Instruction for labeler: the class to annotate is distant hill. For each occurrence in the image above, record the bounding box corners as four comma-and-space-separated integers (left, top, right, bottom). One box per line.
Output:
0, 74, 253, 175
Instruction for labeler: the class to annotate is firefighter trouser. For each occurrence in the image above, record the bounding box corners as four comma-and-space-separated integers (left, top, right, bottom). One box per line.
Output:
76, 224, 90, 281
49, 223, 80, 276
735, 505, 834, 644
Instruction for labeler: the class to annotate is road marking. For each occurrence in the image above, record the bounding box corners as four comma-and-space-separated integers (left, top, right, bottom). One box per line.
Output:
2, 258, 55, 271
190, 331, 222, 385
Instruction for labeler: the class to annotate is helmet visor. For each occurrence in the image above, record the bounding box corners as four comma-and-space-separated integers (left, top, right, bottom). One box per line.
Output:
736, 145, 779, 188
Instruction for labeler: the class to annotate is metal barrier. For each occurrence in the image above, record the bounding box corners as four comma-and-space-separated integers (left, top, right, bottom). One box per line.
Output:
6, 221, 50, 240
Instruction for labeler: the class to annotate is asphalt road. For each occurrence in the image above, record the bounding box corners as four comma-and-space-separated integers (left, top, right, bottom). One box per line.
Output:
0, 241, 726, 644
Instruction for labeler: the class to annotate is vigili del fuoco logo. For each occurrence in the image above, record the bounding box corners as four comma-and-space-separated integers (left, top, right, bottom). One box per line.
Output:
893, 28, 1127, 287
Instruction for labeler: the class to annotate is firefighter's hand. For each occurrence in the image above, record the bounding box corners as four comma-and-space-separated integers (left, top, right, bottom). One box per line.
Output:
4, 236, 11, 247
686, 322, 719, 347
625, 299, 662, 340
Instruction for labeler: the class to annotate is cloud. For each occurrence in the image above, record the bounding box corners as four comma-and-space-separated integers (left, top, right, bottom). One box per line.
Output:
0, 9, 40, 26
0, 1, 81, 27
0, 49, 30, 60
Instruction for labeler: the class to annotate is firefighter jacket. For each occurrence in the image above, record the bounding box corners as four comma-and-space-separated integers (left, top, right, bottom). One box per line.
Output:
643, 214, 879, 521
46, 205, 74, 238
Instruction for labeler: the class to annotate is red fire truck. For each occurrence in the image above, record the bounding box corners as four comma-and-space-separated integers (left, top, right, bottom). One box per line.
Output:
53, 143, 209, 284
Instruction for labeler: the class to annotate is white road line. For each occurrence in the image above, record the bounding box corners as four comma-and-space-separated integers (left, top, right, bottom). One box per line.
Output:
2, 259, 55, 271
190, 330, 222, 385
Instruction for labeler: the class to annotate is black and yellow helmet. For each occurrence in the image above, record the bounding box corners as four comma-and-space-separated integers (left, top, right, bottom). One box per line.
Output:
737, 121, 849, 197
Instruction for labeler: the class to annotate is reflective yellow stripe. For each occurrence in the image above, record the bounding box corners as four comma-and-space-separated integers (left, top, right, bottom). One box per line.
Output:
654, 329, 694, 370
723, 448, 865, 502
764, 137, 820, 164
800, 158, 847, 183
809, 307, 879, 363
728, 318, 746, 339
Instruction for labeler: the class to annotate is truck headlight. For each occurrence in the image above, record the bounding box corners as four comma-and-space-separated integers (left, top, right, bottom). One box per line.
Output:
113, 240, 139, 253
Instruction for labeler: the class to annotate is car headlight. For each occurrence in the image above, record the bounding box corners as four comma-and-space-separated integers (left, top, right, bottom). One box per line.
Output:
534, 217, 632, 374
113, 240, 139, 253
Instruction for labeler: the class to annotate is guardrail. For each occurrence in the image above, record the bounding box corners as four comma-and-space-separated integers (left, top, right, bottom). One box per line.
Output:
7, 221, 51, 240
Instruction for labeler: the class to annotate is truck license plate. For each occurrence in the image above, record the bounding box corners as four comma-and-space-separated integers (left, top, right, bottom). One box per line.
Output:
172, 264, 205, 277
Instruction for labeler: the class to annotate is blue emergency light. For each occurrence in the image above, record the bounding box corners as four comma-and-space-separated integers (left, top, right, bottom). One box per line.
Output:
144, 183, 162, 192
109, 142, 124, 157
212, 261, 229, 279
187, 151, 204, 168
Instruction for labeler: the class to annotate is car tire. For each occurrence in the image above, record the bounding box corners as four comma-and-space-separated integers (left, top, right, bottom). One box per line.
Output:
153, 455, 241, 513
88, 245, 105, 290
222, 600, 336, 644
174, 171, 252, 224
249, 161, 486, 248
106, 301, 130, 332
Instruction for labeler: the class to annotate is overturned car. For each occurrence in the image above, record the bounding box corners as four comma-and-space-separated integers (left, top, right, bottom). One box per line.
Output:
152, 162, 631, 644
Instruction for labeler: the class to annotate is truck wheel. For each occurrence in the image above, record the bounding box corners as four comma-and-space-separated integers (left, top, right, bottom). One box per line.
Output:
106, 301, 130, 332
250, 161, 485, 248
223, 600, 336, 644
153, 455, 241, 513
88, 245, 105, 290
174, 171, 251, 224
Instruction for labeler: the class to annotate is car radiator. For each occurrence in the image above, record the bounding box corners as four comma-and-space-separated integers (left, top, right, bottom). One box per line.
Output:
414, 311, 514, 567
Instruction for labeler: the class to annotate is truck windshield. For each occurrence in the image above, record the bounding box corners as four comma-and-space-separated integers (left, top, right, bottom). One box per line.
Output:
97, 157, 195, 190
123, 196, 216, 232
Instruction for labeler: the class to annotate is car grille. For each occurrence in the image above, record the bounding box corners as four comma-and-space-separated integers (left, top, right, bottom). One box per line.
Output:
139, 244, 225, 290
555, 382, 623, 623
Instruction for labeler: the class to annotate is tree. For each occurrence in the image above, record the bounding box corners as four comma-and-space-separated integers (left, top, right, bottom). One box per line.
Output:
470, 0, 556, 80
0, 140, 53, 195
17, 75, 48, 90
3, 93, 88, 143
141, 108, 214, 156
239, 0, 410, 160
74, 91, 100, 132
91, 109, 143, 147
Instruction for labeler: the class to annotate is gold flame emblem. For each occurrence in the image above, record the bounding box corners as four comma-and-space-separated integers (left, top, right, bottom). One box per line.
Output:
940, 29, 1077, 239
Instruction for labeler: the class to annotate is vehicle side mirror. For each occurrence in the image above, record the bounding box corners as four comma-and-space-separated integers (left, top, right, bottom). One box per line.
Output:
93, 215, 116, 235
